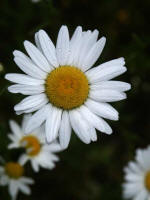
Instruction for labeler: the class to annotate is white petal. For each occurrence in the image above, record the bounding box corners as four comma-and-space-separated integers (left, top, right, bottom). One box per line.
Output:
45, 106, 62, 143
44, 143, 62, 152
133, 190, 148, 200
14, 57, 47, 79
8, 143, 19, 149
77, 31, 92, 68
86, 65, 127, 83
5, 73, 45, 85
78, 30, 99, 69
67, 26, 82, 66
34, 32, 42, 51
90, 81, 131, 92
9, 120, 22, 137
135, 149, 149, 170
25, 104, 51, 134
89, 127, 97, 142
8, 134, 17, 143
18, 183, 31, 195
14, 94, 48, 111
0, 175, 9, 185
123, 182, 144, 198
90, 57, 125, 72
78, 105, 112, 135
31, 160, 39, 172
85, 99, 118, 120
38, 30, 59, 67
8, 84, 45, 95
18, 154, 28, 165
20, 177, 34, 184
13, 50, 30, 60
16, 100, 47, 115
125, 173, 143, 182
82, 37, 106, 71
9, 180, 18, 200
70, 26, 82, 45
87, 29, 99, 46
69, 110, 92, 144
128, 161, 143, 174
59, 111, 71, 149
86, 57, 125, 80
89, 89, 127, 102
24, 40, 52, 72
56, 25, 70, 66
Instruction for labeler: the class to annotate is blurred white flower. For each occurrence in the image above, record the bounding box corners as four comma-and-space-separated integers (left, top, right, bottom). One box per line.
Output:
5, 25, 131, 148
123, 146, 150, 200
8, 115, 62, 172
0, 160, 34, 200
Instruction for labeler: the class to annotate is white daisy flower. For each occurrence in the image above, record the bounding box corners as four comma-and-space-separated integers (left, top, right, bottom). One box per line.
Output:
0, 160, 34, 200
123, 146, 150, 200
8, 115, 62, 172
5, 25, 131, 149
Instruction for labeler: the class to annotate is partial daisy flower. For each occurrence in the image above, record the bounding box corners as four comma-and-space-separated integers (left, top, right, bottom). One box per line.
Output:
0, 159, 34, 200
5, 25, 131, 148
123, 146, 150, 200
8, 115, 62, 172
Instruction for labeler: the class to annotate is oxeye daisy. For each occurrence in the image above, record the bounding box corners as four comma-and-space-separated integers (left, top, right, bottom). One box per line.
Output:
0, 159, 34, 200
5, 25, 131, 148
8, 115, 62, 172
123, 146, 150, 200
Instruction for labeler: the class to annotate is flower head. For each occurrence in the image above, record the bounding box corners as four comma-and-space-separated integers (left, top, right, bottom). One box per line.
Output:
5, 25, 131, 148
0, 159, 34, 200
8, 115, 62, 172
123, 146, 150, 200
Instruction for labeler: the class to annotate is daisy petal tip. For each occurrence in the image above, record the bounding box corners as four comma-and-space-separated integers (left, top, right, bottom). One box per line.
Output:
13, 50, 18, 56
14, 105, 20, 111
122, 93, 127, 100
114, 113, 119, 121
23, 40, 28, 45
24, 40, 30, 47
4, 74, 9, 80
60, 142, 68, 150
99, 36, 106, 45
38, 29, 45, 35
101, 36, 106, 41
127, 83, 131, 91
61, 25, 67, 29
106, 129, 113, 135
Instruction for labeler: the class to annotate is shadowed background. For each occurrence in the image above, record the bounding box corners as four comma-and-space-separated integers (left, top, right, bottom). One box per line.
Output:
0, 0, 150, 199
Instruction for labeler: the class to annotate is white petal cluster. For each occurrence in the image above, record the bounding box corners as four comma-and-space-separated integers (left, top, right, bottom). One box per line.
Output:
5, 25, 131, 148
0, 165, 34, 200
8, 115, 62, 172
123, 146, 150, 200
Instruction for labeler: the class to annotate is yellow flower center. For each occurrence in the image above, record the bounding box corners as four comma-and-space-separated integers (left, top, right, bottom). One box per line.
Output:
45, 66, 89, 110
145, 171, 150, 191
20, 135, 41, 156
5, 162, 24, 179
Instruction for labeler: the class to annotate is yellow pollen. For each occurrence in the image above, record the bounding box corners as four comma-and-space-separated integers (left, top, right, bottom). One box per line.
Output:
145, 171, 150, 191
5, 162, 24, 179
45, 66, 89, 110
20, 135, 41, 156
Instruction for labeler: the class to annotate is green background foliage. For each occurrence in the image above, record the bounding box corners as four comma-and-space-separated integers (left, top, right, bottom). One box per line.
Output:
0, 0, 150, 199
